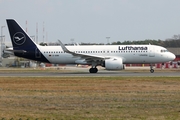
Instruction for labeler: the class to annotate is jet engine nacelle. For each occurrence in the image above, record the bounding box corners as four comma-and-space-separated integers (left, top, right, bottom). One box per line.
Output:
102, 58, 124, 70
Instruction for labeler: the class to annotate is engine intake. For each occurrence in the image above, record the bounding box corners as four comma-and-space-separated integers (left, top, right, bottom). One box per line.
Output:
102, 58, 124, 70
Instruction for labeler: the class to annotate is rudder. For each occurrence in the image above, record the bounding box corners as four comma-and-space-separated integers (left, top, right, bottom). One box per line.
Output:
6, 19, 50, 63
6, 19, 36, 50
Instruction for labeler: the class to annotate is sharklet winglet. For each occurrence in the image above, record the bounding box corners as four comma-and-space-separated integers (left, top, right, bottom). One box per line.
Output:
58, 40, 72, 53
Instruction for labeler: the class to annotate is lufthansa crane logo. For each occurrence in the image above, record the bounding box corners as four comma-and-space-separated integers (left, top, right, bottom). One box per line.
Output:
13, 32, 26, 45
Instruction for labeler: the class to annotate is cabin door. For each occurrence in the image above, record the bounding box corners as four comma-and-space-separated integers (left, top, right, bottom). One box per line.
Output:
149, 46, 155, 57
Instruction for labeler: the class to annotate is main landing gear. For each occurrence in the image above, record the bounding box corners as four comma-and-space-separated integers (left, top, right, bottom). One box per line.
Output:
89, 61, 99, 73
150, 64, 154, 73
89, 67, 98, 73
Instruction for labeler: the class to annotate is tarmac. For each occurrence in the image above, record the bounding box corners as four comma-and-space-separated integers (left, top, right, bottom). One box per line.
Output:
0, 66, 179, 77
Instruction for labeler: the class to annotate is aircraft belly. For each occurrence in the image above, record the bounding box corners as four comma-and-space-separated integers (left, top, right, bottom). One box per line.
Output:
47, 55, 77, 64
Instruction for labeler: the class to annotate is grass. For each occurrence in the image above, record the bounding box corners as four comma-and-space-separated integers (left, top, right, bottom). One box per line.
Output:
0, 76, 180, 119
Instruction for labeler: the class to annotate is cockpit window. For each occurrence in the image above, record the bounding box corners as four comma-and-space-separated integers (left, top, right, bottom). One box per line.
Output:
161, 49, 169, 52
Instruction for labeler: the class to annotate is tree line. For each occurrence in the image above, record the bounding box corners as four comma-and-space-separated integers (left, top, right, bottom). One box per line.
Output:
112, 34, 180, 47
111, 39, 180, 48
39, 34, 180, 48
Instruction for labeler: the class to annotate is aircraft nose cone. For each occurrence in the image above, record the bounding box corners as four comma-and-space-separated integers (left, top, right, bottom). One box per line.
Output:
170, 53, 176, 60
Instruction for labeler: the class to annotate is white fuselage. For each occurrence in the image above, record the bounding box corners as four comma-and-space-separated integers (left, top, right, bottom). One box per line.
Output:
37, 44, 175, 64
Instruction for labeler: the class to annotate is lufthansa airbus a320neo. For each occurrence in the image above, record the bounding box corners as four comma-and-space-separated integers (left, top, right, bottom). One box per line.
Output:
5, 19, 175, 73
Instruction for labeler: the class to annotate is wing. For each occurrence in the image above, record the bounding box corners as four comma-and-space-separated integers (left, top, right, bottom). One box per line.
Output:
58, 40, 110, 61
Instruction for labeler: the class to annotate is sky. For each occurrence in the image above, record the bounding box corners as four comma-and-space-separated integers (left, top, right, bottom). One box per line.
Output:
1, 0, 180, 45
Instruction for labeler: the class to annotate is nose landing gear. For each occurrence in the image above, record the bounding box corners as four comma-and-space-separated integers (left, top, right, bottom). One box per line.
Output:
150, 69, 154, 73
150, 64, 154, 73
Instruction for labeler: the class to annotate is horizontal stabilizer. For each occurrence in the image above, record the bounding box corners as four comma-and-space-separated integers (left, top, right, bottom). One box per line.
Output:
4, 48, 27, 53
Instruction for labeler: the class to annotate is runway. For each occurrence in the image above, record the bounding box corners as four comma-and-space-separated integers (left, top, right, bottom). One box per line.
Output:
0, 67, 180, 77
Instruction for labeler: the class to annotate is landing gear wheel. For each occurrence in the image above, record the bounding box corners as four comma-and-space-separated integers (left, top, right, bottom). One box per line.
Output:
89, 68, 98, 73
149, 64, 154, 73
150, 69, 154, 73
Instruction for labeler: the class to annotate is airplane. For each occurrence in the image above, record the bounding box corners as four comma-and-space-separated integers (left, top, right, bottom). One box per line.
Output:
5, 19, 176, 73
